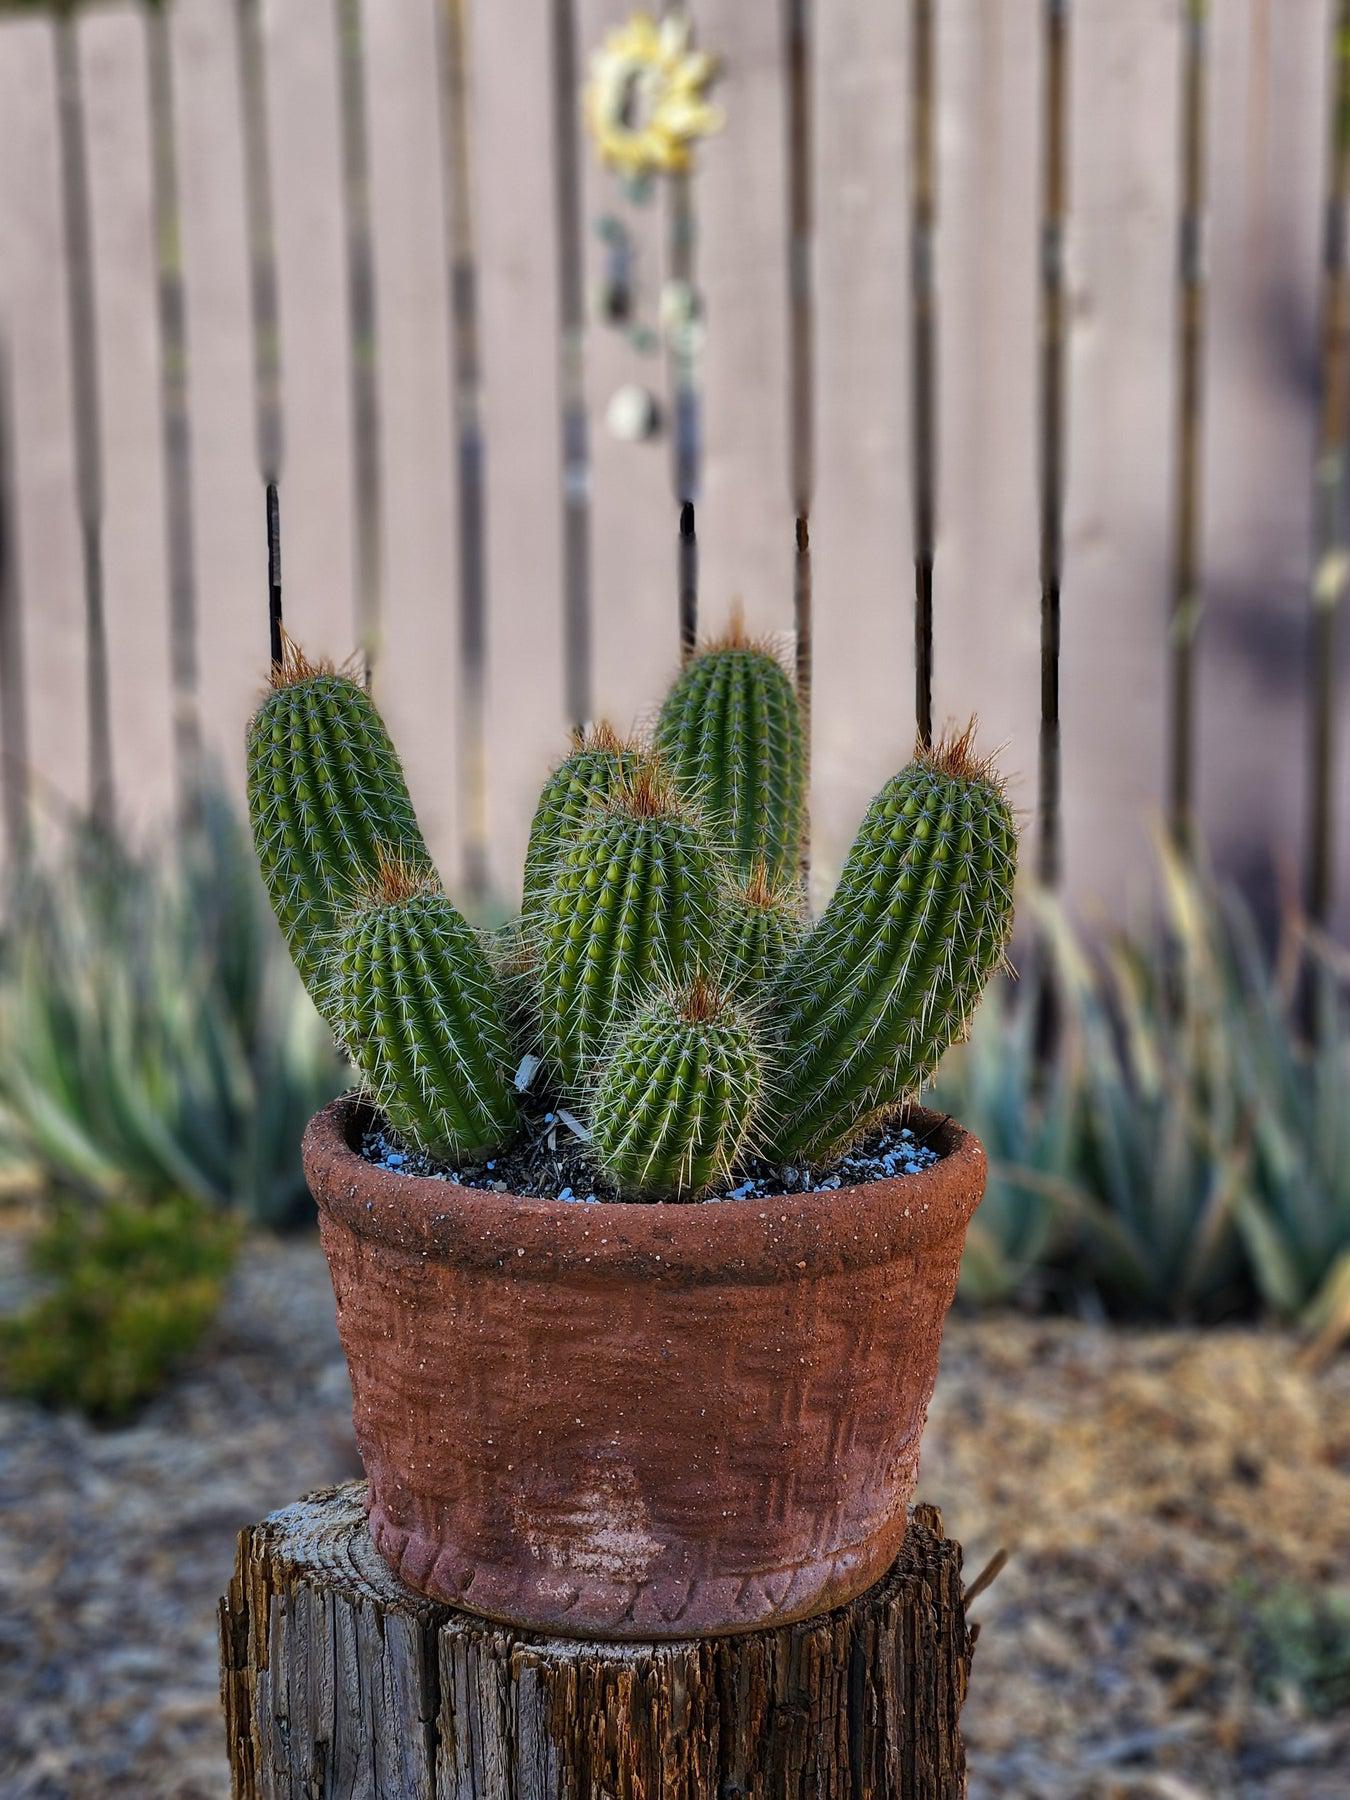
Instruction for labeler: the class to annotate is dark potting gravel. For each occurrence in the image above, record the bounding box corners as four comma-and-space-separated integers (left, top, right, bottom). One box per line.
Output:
357, 1104, 944, 1203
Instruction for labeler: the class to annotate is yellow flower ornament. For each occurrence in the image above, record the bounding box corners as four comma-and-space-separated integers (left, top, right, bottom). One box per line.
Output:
585, 12, 722, 179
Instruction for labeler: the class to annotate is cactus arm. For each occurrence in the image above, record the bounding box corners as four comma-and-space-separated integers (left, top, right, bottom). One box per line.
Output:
535, 768, 720, 1093
246, 663, 431, 1013
521, 725, 639, 923
339, 880, 519, 1160
763, 742, 1017, 1164
590, 982, 763, 1199
719, 860, 806, 996
655, 634, 806, 884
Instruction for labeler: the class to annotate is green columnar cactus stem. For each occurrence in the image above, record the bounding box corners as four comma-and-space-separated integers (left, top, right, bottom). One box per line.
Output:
246, 644, 431, 1007
655, 622, 806, 884
719, 859, 805, 997
522, 723, 641, 923
536, 763, 720, 1092
763, 729, 1017, 1165
337, 861, 519, 1159
591, 979, 763, 1199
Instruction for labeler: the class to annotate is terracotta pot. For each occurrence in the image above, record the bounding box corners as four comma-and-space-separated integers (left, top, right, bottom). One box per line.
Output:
304, 1094, 986, 1640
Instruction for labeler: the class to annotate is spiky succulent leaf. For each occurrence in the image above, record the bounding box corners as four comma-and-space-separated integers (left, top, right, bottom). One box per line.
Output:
337, 878, 519, 1160
763, 732, 1017, 1164
591, 982, 763, 1199
536, 768, 720, 1093
522, 725, 641, 924
719, 862, 805, 997
246, 658, 431, 1010
656, 633, 806, 883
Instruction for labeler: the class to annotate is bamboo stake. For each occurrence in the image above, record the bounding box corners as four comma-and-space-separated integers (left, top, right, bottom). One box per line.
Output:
1308, 0, 1350, 927
1037, 0, 1069, 891
1167, 1, 1209, 853
54, 9, 114, 829
438, 0, 490, 904
910, 0, 937, 751
266, 481, 283, 669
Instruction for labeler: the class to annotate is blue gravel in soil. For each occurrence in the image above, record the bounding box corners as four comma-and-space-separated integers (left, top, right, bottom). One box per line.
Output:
358, 1115, 942, 1203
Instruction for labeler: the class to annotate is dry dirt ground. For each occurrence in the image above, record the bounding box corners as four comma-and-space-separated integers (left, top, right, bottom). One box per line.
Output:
1, 1230, 1347, 1799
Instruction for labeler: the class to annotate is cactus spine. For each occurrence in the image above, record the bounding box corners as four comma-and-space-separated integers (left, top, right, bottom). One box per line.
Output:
536, 762, 720, 1092
246, 644, 431, 1006
719, 859, 805, 997
337, 859, 519, 1159
656, 624, 806, 884
522, 723, 641, 923
763, 729, 1017, 1164
591, 980, 763, 1198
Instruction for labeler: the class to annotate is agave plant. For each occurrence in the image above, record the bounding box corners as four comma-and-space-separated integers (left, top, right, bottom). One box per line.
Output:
246, 625, 1018, 1199
0, 782, 344, 1226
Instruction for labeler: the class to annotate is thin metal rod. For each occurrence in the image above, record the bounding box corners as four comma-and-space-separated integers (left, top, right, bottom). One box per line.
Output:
267, 480, 283, 667
438, 0, 490, 903
335, 0, 381, 678
1037, 0, 1069, 891
679, 500, 697, 661
668, 169, 698, 507
145, 1, 202, 811
235, 0, 283, 484
552, 0, 591, 730
910, 0, 937, 750
54, 12, 114, 829
0, 341, 31, 867
1308, 0, 1350, 927
1167, 1, 1209, 852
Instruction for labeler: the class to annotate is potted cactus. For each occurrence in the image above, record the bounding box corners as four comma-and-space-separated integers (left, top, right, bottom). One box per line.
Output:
247, 622, 1016, 1639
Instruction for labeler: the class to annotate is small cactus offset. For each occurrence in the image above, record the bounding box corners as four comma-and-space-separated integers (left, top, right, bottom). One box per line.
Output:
719, 859, 805, 997
761, 726, 1017, 1165
534, 760, 721, 1094
337, 856, 519, 1160
656, 618, 806, 884
521, 722, 642, 923
246, 638, 431, 1009
250, 614, 1014, 1202
591, 979, 762, 1198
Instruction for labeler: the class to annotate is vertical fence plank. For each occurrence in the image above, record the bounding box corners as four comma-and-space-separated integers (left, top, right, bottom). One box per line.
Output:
0, 344, 30, 870
78, 5, 176, 834
0, 18, 88, 834
1038, 0, 1070, 890
809, 0, 910, 899
264, 0, 354, 652
1198, 1, 1328, 923
692, 1, 792, 642
933, 3, 1040, 816
471, 0, 569, 895
363, 0, 460, 880
170, 0, 268, 784
1060, 0, 1179, 910
577, 0, 674, 735
438, 0, 490, 900
1309, 0, 1350, 927
1167, 0, 1209, 849
145, 0, 203, 808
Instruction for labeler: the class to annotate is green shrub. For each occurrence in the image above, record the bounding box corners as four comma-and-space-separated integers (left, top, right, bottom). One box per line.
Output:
0, 1192, 239, 1421
1232, 1579, 1350, 1718
0, 782, 345, 1226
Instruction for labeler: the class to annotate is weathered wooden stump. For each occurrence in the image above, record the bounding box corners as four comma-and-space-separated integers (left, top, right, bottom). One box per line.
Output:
220, 1482, 974, 1799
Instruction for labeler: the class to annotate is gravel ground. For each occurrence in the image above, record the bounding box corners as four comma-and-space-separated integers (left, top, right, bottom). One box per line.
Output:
2, 1227, 1347, 1798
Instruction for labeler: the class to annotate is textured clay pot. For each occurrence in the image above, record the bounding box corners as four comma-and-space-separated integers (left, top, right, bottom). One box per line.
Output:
304, 1094, 986, 1640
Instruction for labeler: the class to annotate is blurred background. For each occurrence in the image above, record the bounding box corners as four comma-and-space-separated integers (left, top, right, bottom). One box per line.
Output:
1, 2, 1348, 1797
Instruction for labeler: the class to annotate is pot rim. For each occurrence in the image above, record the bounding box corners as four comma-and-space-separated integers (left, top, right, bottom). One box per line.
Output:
304, 1094, 986, 1285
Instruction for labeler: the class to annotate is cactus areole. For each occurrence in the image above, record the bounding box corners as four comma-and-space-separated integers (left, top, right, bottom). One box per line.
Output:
249, 615, 1014, 1636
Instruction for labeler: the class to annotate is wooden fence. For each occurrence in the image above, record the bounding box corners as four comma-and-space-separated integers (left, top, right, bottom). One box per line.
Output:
0, 0, 1347, 933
